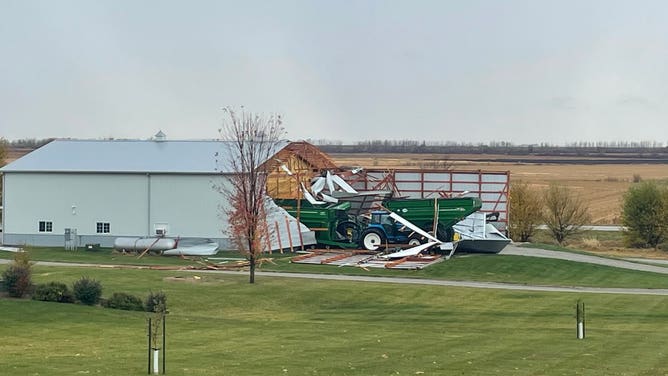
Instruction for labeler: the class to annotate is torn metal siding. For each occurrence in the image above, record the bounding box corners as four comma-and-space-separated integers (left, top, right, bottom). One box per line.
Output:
264, 198, 317, 252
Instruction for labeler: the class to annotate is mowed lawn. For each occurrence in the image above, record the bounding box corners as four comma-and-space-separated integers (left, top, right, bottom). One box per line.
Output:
2, 266, 668, 375
4, 246, 668, 288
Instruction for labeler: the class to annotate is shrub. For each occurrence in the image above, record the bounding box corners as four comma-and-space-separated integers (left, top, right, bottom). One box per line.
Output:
105, 292, 144, 311
508, 181, 543, 242
32, 282, 74, 303
621, 181, 668, 248
1, 252, 33, 298
72, 276, 102, 305
145, 290, 167, 313
581, 237, 601, 250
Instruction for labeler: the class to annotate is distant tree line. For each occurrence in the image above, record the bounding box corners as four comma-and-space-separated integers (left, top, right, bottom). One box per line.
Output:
6, 138, 54, 149
314, 139, 668, 156
0, 138, 7, 166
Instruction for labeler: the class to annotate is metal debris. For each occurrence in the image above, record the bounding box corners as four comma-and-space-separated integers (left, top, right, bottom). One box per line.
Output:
291, 249, 445, 270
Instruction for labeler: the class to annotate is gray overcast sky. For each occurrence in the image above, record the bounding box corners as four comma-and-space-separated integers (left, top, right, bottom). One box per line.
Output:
2, 0, 668, 145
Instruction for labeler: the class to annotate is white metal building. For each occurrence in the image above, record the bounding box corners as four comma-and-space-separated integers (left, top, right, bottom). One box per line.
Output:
0, 138, 291, 248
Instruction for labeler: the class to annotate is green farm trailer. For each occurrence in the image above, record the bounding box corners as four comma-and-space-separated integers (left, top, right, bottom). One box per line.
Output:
275, 196, 482, 250
273, 199, 361, 249
383, 197, 483, 240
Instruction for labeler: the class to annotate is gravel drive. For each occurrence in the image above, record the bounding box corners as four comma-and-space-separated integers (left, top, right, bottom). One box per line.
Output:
500, 244, 668, 275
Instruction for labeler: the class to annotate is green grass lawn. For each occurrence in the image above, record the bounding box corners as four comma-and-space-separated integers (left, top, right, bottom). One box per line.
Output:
262, 253, 668, 289
0, 247, 209, 267
2, 266, 668, 375
4, 245, 668, 289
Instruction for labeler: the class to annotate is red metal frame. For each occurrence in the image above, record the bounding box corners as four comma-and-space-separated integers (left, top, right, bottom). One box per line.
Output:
346, 168, 510, 229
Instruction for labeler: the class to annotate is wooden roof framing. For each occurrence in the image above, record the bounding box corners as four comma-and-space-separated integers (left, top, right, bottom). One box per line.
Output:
266, 141, 339, 199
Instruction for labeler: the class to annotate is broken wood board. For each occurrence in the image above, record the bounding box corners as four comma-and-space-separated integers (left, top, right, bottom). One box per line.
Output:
291, 250, 444, 269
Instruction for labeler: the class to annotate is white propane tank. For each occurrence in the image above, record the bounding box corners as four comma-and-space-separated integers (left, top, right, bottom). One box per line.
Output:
113, 237, 177, 251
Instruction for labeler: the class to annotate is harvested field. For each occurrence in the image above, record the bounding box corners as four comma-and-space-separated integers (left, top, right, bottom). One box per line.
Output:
332, 153, 668, 225
4, 147, 32, 164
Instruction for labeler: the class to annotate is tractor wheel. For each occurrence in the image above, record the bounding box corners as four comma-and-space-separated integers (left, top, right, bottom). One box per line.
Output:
436, 225, 454, 242
407, 234, 424, 247
361, 230, 386, 251
428, 223, 453, 242
336, 221, 360, 243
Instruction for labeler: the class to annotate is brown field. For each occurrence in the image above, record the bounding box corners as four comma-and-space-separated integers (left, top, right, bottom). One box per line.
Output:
332, 153, 668, 225
4, 148, 32, 164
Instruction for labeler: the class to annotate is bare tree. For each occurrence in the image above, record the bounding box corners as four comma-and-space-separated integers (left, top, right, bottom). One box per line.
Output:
508, 181, 543, 242
0, 138, 7, 166
542, 183, 591, 244
216, 107, 285, 283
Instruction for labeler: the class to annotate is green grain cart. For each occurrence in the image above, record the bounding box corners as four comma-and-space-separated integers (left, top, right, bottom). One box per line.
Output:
273, 199, 361, 248
275, 196, 482, 250
382, 196, 483, 241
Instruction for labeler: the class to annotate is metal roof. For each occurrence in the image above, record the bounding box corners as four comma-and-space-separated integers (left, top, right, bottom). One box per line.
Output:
0, 139, 291, 174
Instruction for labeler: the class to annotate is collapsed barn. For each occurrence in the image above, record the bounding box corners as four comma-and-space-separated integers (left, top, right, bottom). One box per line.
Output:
0, 138, 509, 259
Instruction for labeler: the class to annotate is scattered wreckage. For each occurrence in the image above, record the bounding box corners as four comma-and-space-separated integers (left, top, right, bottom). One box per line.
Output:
110, 168, 509, 268
276, 168, 509, 269
276, 196, 482, 250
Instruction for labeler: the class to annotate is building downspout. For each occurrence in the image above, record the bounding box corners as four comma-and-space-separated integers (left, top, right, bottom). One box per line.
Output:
147, 173, 151, 237
1, 172, 4, 245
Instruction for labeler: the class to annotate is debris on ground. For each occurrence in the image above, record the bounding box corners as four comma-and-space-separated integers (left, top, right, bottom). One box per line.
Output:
291, 249, 444, 270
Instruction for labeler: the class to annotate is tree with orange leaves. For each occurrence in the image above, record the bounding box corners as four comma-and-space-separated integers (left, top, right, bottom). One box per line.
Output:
216, 107, 285, 283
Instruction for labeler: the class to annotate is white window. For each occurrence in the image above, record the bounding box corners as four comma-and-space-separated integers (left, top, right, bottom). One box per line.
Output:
38, 221, 53, 232
96, 222, 110, 234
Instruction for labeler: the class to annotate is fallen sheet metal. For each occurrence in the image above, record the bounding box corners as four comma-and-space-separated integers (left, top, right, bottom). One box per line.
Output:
330, 174, 358, 193
388, 212, 440, 243
265, 197, 318, 252
310, 176, 326, 195
378, 241, 439, 259
320, 192, 339, 203
361, 254, 444, 269
0, 246, 23, 253
291, 250, 444, 270
311, 170, 359, 199
326, 171, 336, 194
301, 183, 325, 205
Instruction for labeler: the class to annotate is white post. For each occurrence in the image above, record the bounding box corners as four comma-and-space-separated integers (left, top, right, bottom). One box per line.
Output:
153, 349, 160, 374
576, 299, 585, 339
